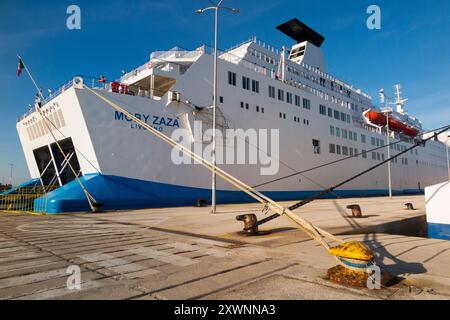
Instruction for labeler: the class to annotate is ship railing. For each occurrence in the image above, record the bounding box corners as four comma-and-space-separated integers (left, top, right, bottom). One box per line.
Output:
18, 75, 110, 122
120, 48, 204, 82
238, 37, 372, 101
120, 63, 150, 81
150, 48, 204, 61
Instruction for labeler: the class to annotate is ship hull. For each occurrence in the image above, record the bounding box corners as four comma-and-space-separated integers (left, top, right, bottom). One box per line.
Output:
15, 54, 448, 213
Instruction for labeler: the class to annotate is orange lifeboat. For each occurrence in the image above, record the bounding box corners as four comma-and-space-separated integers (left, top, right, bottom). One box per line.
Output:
402, 126, 419, 137
364, 110, 387, 126
364, 109, 420, 137
389, 118, 405, 133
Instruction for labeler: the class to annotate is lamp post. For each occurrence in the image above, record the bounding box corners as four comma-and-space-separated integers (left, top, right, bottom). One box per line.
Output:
8, 163, 13, 187
196, 1, 239, 214
447, 135, 450, 180
383, 109, 393, 199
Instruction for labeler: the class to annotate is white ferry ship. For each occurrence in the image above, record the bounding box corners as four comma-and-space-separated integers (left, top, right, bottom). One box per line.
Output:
11, 19, 449, 219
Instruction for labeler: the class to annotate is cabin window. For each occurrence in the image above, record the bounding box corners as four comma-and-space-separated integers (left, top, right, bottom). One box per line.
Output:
242, 76, 250, 90
327, 107, 333, 117
362, 150, 367, 159
251, 79, 259, 93
286, 92, 293, 104
341, 112, 346, 122
361, 134, 366, 143
330, 126, 335, 136
336, 145, 341, 155
334, 110, 340, 120
295, 95, 301, 106
278, 89, 284, 101
228, 71, 236, 86
336, 128, 341, 138
268, 86, 275, 98
329, 143, 336, 154
319, 105, 326, 115
342, 146, 349, 156
312, 139, 321, 154
256, 106, 259, 112
303, 98, 311, 110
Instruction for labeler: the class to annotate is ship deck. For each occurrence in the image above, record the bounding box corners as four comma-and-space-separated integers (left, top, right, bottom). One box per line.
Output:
1, 194, 449, 300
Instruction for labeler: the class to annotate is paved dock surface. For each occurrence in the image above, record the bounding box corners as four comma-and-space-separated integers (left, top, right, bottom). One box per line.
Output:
0, 195, 449, 300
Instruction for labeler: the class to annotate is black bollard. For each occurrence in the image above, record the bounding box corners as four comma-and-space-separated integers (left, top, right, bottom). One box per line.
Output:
346, 204, 363, 218
236, 214, 259, 235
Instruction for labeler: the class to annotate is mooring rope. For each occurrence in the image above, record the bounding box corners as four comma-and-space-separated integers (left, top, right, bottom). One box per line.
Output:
253, 124, 450, 189
83, 85, 345, 252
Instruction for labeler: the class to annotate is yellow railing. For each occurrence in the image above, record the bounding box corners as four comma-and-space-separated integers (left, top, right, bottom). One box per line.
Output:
0, 185, 58, 213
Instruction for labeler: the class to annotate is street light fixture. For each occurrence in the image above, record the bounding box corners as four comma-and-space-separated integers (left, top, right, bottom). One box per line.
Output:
196, 0, 239, 214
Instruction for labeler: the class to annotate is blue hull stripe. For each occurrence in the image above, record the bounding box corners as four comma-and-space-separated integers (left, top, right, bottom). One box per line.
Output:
32, 174, 422, 214
428, 223, 450, 241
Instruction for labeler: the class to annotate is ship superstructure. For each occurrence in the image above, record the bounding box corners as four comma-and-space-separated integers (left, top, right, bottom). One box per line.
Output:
10, 18, 449, 214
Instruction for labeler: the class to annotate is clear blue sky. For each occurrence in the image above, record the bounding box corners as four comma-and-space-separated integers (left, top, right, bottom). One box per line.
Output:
0, 0, 449, 184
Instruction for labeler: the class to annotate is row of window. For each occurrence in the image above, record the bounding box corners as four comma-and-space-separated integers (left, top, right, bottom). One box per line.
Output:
279, 113, 310, 125
229, 71, 356, 125
318, 104, 351, 124
329, 143, 362, 157
328, 143, 410, 166
330, 126, 360, 142
370, 137, 385, 147
268, 85, 311, 110
228, 72, 260, 94
240, 101, 265, 113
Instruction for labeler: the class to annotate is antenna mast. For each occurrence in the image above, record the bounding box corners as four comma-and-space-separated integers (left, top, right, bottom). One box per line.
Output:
394, 84, 408, 114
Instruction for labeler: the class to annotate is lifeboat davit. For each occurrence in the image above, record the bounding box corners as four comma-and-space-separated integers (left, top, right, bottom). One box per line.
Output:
363, 109, 420, 137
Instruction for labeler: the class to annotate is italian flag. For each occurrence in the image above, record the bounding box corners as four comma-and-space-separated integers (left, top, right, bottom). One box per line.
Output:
17, 58, 24, 77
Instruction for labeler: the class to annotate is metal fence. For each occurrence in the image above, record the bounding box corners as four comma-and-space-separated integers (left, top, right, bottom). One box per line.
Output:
0, 186, 58, 214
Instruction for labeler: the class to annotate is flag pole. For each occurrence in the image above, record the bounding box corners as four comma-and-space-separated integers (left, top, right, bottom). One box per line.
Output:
17, 54, 43, 99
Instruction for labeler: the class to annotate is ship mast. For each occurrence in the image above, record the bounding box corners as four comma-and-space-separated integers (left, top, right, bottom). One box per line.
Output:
394, 84, 408, 114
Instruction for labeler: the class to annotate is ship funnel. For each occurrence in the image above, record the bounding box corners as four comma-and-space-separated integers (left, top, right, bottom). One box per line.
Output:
277, 18, 326, 70
276, 18, 325, 47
